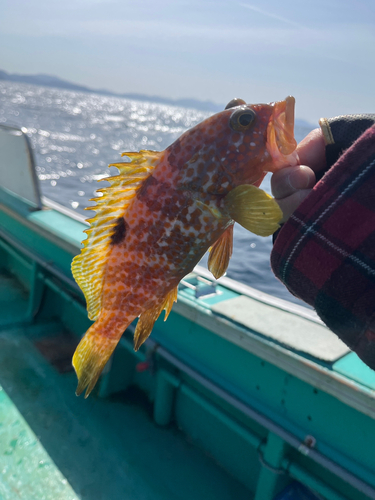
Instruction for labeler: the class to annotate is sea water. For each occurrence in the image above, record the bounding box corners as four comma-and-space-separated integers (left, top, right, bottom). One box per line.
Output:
0, 81, 314, 304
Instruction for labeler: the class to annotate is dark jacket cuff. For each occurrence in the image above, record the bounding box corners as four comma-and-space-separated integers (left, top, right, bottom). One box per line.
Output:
319, 114, 375, 170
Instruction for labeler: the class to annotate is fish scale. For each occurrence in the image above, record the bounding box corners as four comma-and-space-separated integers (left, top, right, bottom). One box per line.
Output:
72, 96, 298, 397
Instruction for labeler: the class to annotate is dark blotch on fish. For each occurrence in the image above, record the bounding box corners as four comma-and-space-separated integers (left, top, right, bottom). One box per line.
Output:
137, 175, 159, 200
111, 217, 128, 245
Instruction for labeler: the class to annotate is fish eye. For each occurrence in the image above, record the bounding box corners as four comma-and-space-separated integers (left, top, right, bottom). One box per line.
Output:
225, 98, 246, 110
229, 107, 256, 131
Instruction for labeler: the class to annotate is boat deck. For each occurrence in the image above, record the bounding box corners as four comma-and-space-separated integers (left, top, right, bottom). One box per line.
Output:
1, 200, 375, 500
0, 269, 248, 500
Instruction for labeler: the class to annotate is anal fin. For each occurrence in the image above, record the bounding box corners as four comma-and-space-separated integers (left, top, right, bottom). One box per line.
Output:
223, 185, 282, 237
161, 286, 178, 321
208, 225, 233, 279
134, 287, 178, 351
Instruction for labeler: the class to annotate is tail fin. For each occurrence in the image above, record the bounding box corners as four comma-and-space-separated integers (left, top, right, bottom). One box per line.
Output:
73, 312, 131, 398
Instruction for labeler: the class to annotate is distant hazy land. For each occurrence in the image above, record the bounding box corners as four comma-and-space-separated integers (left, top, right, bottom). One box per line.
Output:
0, 69, 313, 128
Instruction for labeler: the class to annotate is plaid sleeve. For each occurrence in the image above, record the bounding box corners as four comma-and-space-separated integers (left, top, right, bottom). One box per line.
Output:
271, 124, 375, 370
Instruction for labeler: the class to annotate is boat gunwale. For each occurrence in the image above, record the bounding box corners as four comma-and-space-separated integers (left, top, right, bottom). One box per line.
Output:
1, 198, 375, 421
42, 195, 321, 323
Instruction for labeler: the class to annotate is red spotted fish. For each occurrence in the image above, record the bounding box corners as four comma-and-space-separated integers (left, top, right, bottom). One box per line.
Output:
72, 96, 297, 397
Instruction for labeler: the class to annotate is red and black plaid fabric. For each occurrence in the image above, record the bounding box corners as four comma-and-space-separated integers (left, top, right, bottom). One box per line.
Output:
271, 124, 375, 369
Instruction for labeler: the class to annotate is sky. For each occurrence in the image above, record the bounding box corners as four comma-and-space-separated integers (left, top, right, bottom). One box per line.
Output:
0, 0, 374, 124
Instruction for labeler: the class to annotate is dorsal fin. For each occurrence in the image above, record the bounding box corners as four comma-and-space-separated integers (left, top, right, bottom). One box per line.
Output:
72, 150, 163, 321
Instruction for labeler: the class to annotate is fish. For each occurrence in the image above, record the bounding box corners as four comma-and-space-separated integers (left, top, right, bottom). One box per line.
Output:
71, 95, 298, 397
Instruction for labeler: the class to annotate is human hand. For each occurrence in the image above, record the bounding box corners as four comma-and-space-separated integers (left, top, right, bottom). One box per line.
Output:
271, 128, 327, 222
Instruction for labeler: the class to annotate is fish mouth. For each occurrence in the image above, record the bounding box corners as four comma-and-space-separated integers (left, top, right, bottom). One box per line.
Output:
267, 96, 298, 166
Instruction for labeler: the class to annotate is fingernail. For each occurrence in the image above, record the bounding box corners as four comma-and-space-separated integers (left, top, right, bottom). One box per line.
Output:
288, 167, 310, 190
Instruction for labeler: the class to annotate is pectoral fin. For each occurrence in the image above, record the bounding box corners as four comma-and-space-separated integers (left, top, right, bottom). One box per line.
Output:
208, 225, 233, 279
223, 185, 282, 237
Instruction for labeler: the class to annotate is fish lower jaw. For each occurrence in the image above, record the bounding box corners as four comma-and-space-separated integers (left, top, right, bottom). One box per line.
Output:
266, 95, 298, 170
269, 148, 299, 169
266, 128, 299, 170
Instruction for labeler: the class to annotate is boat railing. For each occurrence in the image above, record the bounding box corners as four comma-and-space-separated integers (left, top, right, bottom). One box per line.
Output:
41, 196, 321, 324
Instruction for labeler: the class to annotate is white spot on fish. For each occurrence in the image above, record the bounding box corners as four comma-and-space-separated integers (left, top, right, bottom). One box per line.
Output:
250, 142, 256, 147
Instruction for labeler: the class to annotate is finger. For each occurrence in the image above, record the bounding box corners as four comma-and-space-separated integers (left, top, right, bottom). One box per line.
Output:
271, 165, 316, 199
277, 189, 313, 223
296, 128, 326, 173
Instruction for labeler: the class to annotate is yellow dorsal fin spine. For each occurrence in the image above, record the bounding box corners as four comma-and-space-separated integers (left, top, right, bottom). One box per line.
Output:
72, 150, 164, 321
